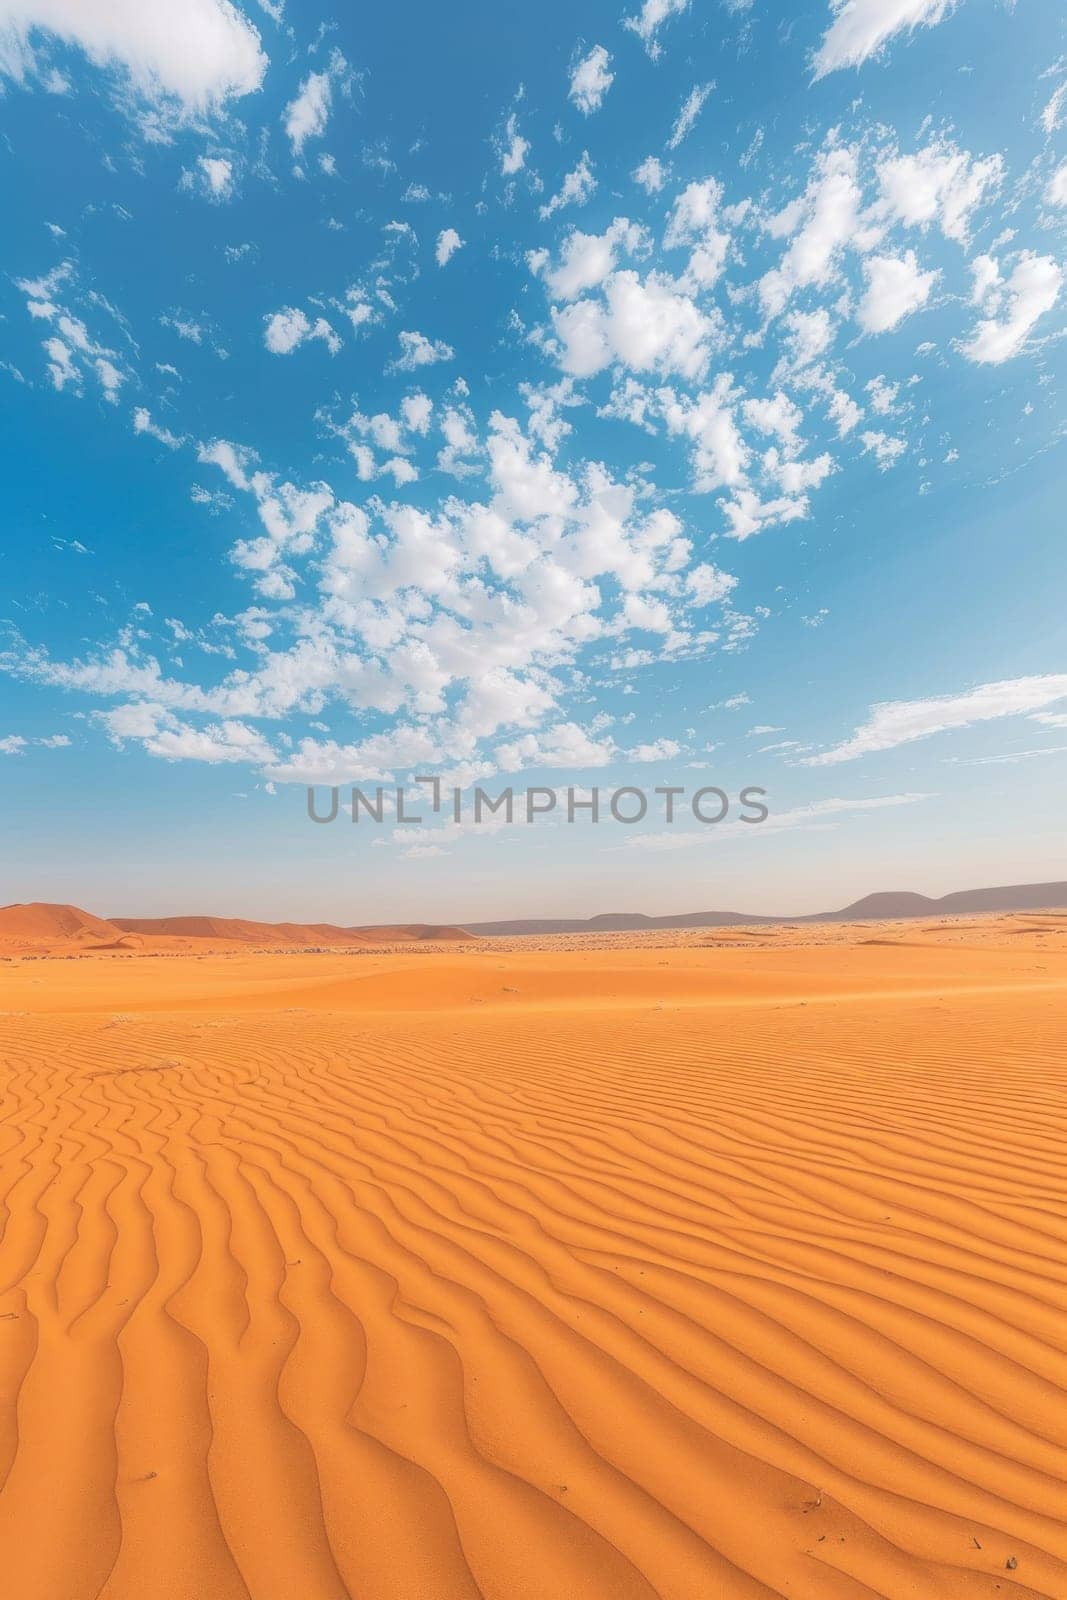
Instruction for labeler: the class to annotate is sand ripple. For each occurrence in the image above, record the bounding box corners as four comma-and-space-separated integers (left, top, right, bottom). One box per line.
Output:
0, 963, 1064, 1597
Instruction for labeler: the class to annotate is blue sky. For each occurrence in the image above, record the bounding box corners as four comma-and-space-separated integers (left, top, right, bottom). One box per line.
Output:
1, 0, 1065, 922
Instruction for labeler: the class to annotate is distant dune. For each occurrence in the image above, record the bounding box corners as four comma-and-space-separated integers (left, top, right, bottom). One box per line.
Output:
0, 903, 475, 953
0, 902, 121, 942
3, 882, 1066, 955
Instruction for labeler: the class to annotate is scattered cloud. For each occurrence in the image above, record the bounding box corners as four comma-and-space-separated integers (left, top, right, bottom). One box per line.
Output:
569, 44, 613, 115
263, 307, 342, 356
960, 250, 1063, 364
540, 152, 596, 220
856, 250, 938, 334
812, 0, 960, 79
498, 112, 528, 175
624, 0, 689, 61
803, 675, 1067, 765
0, 0, 266, 123
632, 155, 669, 193
667, 83, 713, 150
284, 48, 350, 157
435, 227, 464, 267
391, 330, 455, 371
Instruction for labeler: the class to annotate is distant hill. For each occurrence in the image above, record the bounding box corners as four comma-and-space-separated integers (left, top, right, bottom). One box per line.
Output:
464, 882, 1067, 937
4, 882, 1065, 952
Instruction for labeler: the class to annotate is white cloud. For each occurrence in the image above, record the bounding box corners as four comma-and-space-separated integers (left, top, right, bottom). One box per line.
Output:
569, 44, 613, 115
812, 0, 959, 79
0, 735, 27, 754
499, 113, 528, 175
1041, 80, 1067, 138
624, 792, 932, 850
263, 307, 341, 356
856, 250, 938, 334
865, 376, 899, 415
664, 177, 730, 287
180, 152, 235, 202
284, 49, 348, 156
780, 307, 835, 368
686, 563, 737, 605
627, 738, 681, 761
534, 217, 646, 301
495, 721, 615, 772
632, 155, 669, 193
132, 406, 182, 447
435, 227, 464, 266
758, 142, 866, 319
861, 430, 906, 469
539, 151, 596, 220
392, 330, 455, 371
960, 250, 1063, 364
667, 83, 712, 150
0, 0, 266, 115
804, 674, 1067, 765
1046, 161, 1067, 208
17, 260, 128, 400
144, 713, 276, 765
875, 139, 1002, 244
199, 154, 232, 196
624, 0, 689, 61
552, 269, 719, 380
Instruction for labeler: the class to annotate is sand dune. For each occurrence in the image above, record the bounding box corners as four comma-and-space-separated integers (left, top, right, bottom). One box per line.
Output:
0, 900, 122, 942
0, 920, 1065, 1597
0, 903, 474, 955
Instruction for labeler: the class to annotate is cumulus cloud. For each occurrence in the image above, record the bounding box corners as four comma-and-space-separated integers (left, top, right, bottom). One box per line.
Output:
860, 429, 906, 470
960, 250, 1063, 364
568, 44, 613, 114
856, 250, 938, 333
391, 330, 455, 371
875, 138, 1002, 244
435, 227, 464, 266
803, 674, 1067, 765
532, 217, 646, 301
180, 153, 235, 202
284, 48, 348, 156
758, 142, 867, 319
539, 152, 596, 220
263, 307, 342, 356
0, 0, 266, 117
552, 269, 719, 380
632, 155, 669, 193
623, 0, 689, 60
664, 177, 730, 287
812, 0, 959, 79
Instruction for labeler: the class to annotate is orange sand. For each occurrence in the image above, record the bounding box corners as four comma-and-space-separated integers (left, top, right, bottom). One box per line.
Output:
1, 917, 1065, 1597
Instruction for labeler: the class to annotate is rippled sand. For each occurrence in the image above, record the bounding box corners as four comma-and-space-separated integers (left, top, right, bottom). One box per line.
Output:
1, 917, 1065, 1598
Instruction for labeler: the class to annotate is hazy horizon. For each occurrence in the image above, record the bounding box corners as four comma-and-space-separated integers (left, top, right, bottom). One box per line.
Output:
2, 0, 1065, 924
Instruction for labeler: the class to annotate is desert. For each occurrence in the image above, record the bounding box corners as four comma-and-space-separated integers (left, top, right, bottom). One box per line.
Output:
0, 904, 1064, 1597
